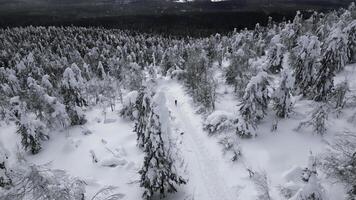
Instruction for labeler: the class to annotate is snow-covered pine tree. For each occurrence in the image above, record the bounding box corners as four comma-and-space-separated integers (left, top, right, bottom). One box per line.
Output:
321, 19, 349, 73
280, 22, 297, 52
225, 45, 251, 96
292, 11, 304, 38
266, 34, 285, 74
290, 155, 326, 200
160, 48, 175, 76
238, 71, 270, 137
61, 63, 87, 126
139, 92, 186, 199
134, 88, 153, 148
253, 23, 267, 57
184, 46, 216, 112
0, 67, 20, 121
27, 76, 70, 129
310, 18, 349, 102
123, 62, 144, 91
291, 34, 322, 99
272, 54, 294, 118
10, 97, 49, 154
97, 61, 106, 80
321, 131, 356, 200
344, 19, 356, 63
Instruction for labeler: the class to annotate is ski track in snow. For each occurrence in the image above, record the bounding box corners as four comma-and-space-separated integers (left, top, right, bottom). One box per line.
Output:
159, 79, 234, 200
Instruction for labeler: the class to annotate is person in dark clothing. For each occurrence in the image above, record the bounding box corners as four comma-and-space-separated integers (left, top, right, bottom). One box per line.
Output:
175, 100, 178, 106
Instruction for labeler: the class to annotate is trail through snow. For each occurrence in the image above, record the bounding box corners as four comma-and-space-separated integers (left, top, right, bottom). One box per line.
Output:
159, 79, 235, 200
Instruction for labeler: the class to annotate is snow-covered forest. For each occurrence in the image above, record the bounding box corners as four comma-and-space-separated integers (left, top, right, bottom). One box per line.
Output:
1, 3, 356, 200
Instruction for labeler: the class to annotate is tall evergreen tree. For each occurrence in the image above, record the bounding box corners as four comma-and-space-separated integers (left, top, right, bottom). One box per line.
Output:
272, 54, 294, 118
139, 92, 186, 199
61, 64, 87, 126
291, 34, 322, 99
238, 71, 270, 137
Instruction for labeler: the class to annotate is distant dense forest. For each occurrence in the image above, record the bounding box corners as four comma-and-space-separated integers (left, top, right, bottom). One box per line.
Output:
0, 0, 353, 37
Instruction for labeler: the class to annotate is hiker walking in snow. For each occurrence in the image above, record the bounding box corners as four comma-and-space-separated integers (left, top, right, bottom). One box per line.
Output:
175, 99, 178, 106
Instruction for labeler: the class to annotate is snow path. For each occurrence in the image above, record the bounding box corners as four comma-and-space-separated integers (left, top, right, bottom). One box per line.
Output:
158, 79, 235, 200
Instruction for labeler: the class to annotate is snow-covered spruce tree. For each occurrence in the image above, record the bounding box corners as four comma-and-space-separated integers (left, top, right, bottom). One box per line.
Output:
122, 62, 144, 91
290, 155, 326, 200
252, 23, 267, 57
160, 48, 176, 76
266, 34, 285, 74
321, 131, 356, 199
345, 20, 356, 63
184, 46, 216, 112
225, 45, 252, 96
134, 88, 153, 148
279, 22, 297, 52
139, 92, 186, 200
297, 104, 329, 135
237, 71, 270, 137
61, 63, 87, 126
10, 98, 49, 154
291, 34, 322, 99
312, 21, 348, 102
27, 76, 70, 129
272, 54, 294, 118
321, 20, 349, 72
0, 67, 20, 121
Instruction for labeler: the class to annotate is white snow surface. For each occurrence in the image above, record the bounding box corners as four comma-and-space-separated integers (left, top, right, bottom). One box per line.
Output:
2, 63, 356, 199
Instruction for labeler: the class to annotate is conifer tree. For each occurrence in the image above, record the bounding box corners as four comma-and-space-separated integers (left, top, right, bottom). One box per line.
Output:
291, 34, 322, 99
134, 88, 152, 148
139, 92, 186, 200
291, 155, 326, 200
266, 35, 284, 74
225, 45, 251, 96
12, 100, 49, 154
238, 71, 270, 137
61, 64, 87, 126
322, 131, 356, 200
272, 54, 294, 118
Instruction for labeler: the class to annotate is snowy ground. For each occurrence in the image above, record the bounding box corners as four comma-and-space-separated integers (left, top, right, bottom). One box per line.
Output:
2, 64, 356, 199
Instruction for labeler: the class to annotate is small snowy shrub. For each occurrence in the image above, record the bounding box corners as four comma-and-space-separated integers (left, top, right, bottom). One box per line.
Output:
235, 116, 256, 138
204, 111, 235, 135
4, 163, 86, 200
330, 81, 349, 110
321, 131, 356, 199
0, 146, 11, 188
297, 104, 329, 135
281, 155, 326, 200
251, 170, 272, 200
218, 136, 241, 162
